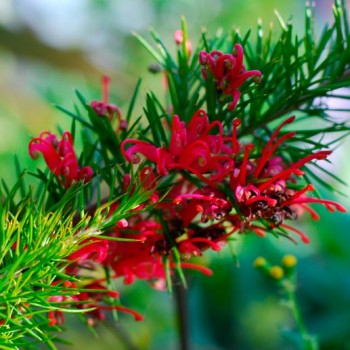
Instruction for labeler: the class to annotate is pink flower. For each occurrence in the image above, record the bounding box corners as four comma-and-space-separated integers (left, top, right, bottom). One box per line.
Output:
29, 131, 93, 188
90, 76, 127, 131
199, 44, 261, 110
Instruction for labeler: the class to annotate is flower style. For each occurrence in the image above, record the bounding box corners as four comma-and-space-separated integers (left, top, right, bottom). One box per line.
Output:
199, 44, 262, 110
29, 131, 93, 188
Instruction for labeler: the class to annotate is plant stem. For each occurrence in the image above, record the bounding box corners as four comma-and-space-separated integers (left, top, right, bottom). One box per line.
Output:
174, 283, 190, 350
286, 287, 319, 350
104, 320, 139, 350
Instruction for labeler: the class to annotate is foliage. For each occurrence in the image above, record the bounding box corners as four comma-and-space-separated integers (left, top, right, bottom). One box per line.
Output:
0, 1, 350, 349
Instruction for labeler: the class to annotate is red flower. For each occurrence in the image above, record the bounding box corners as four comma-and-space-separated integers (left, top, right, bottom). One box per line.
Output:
105, 215, 166, 285
174, 186, 232, 224
199, 44, 261, 110
227, 117, 346, 242
68, 238, 109, 264
90, 76, 127, 131
29, 131, 93, 188
121, 110, 231, 182
74, 281, 143, 323
47, 281, 77, 326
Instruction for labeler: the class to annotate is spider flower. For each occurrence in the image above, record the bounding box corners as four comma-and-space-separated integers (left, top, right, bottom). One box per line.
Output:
29, 131, 93, 188
199, 44, 261, 110
121, 109, 231, 181
227, 117, 346, 242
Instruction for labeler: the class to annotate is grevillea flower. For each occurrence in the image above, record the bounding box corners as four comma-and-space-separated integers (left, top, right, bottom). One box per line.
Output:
173, 186, 232, 224
29, 131, 93, 188
121, 107, 346, 245
121, 110, 231, 181
74, 281, 144, 323
90, 76, 127, 131
104, 215, 166, 285
226, 116, 346, 243
88, 205, 214, 288
47, 279, 143, 325
68, 238, 109, 264
199, 44, 261, 110
47, 281, 77, 326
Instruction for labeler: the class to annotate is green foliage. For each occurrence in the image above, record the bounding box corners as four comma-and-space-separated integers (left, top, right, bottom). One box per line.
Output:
1, 0, 350, 349
135, 0, 350, 189
0, 175, 151, 349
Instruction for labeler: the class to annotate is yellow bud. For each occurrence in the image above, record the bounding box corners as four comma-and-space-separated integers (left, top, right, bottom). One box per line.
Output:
269, 266, 284, 280
282, 255, 297, 268
253, 257, 267, 268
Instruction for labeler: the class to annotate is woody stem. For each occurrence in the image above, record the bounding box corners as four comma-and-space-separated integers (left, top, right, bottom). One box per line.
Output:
174, 283, 190, 350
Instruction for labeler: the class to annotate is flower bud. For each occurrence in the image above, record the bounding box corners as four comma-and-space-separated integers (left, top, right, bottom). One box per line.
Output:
269, 266, 284, 280
282, 254, 297, 268
253, 256, 267, 268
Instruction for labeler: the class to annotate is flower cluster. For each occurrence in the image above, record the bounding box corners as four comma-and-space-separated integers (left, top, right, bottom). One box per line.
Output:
29, 131, 93, 188
199, 44, 262, 110
122, 113, 345, 246
28, 40, 346, 327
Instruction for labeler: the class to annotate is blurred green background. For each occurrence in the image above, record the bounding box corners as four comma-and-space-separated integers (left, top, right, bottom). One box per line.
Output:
1, 0, 350, 349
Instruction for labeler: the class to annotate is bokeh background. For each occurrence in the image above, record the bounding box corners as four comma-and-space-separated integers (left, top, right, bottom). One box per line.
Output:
1, 0, 350, 349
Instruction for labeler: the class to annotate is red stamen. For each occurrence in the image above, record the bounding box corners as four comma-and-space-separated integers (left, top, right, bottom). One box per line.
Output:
239, 144, 254, 186
254, 116, 295, 177
286, 198, 347, 212
252, 226, 267, 237
258, 168, 303, 192
290, 150, 331, 170
282, 184, 314, 205
231, 119, 241, 154
99, 305, 144, 321
179, 262, 213, 276
298, 204, 320, 220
